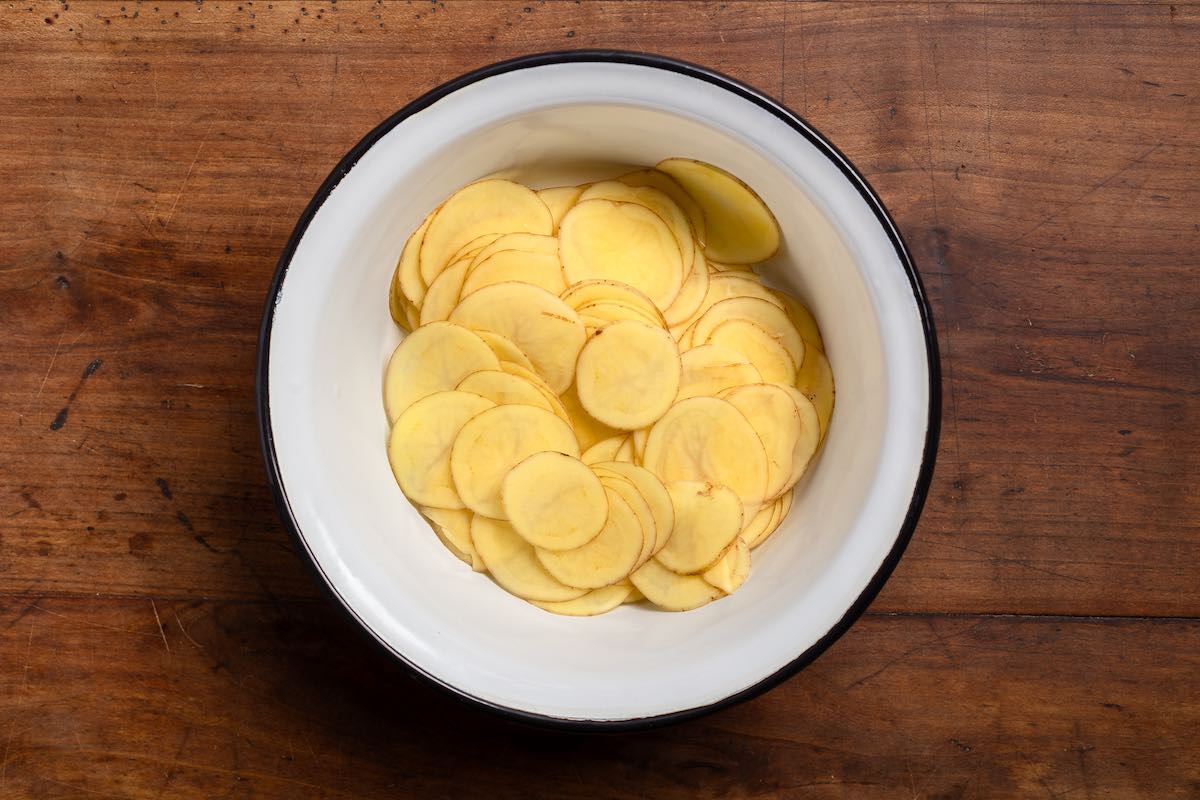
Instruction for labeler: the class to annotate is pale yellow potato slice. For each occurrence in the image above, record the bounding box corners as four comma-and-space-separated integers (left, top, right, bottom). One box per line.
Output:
617, 168, 708, 246
532, 582, 633, 616
747, 492, 792, 549
420, 506, 485, 571
559, 199, 684, 310
449, 281, 586, 394
471, 232, 559, 265
642, 396, 770, 512
693, 297, 806, 371
704, 318, 797, 385
575, 300, 665, 328
397, 207, 437, 307
582, 435, 627, 466
592, 461, 674, 556
575, 320, 681, 430
656, 481, 744, 574
475, 331, 535, 371
624, 585, 645, 604
672, 271, 784, 333
708, 260, 754, 273
462, 249, 567, 297
630, 558, 724, 612
795, 348, 835, 440
774, 384, 821, 495
390, 279, 414, 332
614, 436, 636, 463
663, 250, 710, 327
772, 289, 825, 352
631, 428, 649, 462
719, 383, 804, 500
499, 361, 572, 424
388, 391, 496, 509
739, 501, 778, 546
578, 181, 696, 279
383, 322, 500, 424
560, 279, 664, 324
676, 344, 763, 401
404, 301, 421, 333
501, 452, 607, 550
449, 404, 580, 518
656, 158, 780, 264
536, 185, 585, 232
702, 536, 750, 593
418, 255, 471, 325
471, 516, 586, 602
536, 487, 644, 589
595, 471, 655, 568
456, 370, 556, 414
418, 179, 552, 286
559, 384, 621, 452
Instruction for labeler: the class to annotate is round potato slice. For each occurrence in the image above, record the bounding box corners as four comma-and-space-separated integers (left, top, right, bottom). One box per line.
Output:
420, 506, 485, 572
795, 347, 834, 440
559, 384, 621, 452
693, 297, 806, 371
702, 536, 750, 593
642, 396, 770, 512
462, 249, 567, 297
704, 318, 797, 385
419, 255, 470, 325
449, 404, 580, 518
630, 558, 724, 611
575, 320, 681, 430
592, 462, 674, 556
501, 452, 608, 550
537, 185, 586, 232
532, 582, 633, 616
418, 179, 552, 286
471, 232, 559, 265
617, 168, 708, 245
497, 361, 571, 423
559, 199, 684, 310
595, 471, 656, 568
657, 481, 744, 574
747, 492, 792, 549
397, 207, 437, 307
535, 487, 644, 589
388, 391, 496, 509
578, 181, 696, 279
456, 370, 556, 414
675, 272, 785, 332
560, 279, 664, 324
719, 383, 805, 500
575, 300, 665, 329
474, 331, 535, 371
676, 344, 763, 401
774, 384, 822, 495
582, 435, 627, 466
656, 158, 780, 264
449, 281, 586, 394
739, 500, 778, 546
631, 428, 649, 462
663, 250, 710, 327
383, 322, 500, 423
614, 436, 636, 463
471, 516, 586, 602
771, 289, 825, 353
708, 260, 754, 273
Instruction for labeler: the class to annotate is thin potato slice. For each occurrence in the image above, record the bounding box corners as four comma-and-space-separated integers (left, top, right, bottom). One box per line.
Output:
383, 322, 500, 423
747, 492, 791, 549
624, 585, 645, 604
559, 199, 684, 310
560, 279, 664, 324
739, 500, 778, 546
537, 185, 586, 232
630, 558, 724, 611
388, 391, 496, 509
462, 249, 567, 297
536, 487, 644, 589
450, 281, 586, 394
656, 481, 744, 574
419, 255, 470, 325
631, 428, 649, 462
449, 404, 580, 518
772, 289, 825, 353
499, 361, 572, 424
471, 232, 559, 265
397, 207, 437, 306
656, 158, 780, 264
702, 536, 750, 593
420, 506, 485, 571
595, 472, 655, 568
614, 436, 636, 464
592, 462, 674, 556
575, 320, 681, 430
575, 300, 665, 328
578, 181, 696, 278
676, 344, 763, 401
617, 168, 708, 246
719, 383, 804, 500
795, 348, 834, 439
582, 435, 627, 466
559, 384, 621, 452
774, 384, 821, 495
708, 260, 754, 273
456, 370, 556, 414
642, 396, 770, 512
694, 297, 806, 371
471, 516, 587, 602
419, 179, 552, 286
533, 582, 633, 616
675, 272, 786, 331
704, 318, 797, 385
502, 452, 607, 550
475, 331, 535, 371
663, 250, 710, 327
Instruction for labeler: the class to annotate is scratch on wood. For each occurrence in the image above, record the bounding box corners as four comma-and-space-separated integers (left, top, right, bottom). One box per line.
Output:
151, 599, 171, 653
174, 612, 202, 650
161, 135, 210, 231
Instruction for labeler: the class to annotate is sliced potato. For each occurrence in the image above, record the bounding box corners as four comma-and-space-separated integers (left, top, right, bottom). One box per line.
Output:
795, 348, 835, 440
419, 179, 552, 286
676, 344, 763, 401
471, 232, 559, 265
456, 370, 556, 414
536, 487, 644, 589
499, 361, 572, 424
702, 536, 750, 593
592, 461, 674, 556
388, 391, 496, 509
704, 318, 797, 385
663, 250, 710, 327
614, 436, 636, 463
630, 558, 724, 611
656, 158, 780, 264
774, 384, 821, 495
533, 582, 633, 616
617, 168, 708, 245
771, 289, 825, 353
624, 585, 645, 604
462, 249, 566, 297
449, 281, 586, 394
747, 492, 791, 549
675, 272, 785, 331
656, 481, 743, 574
582, 435, 627, 466
559, 383, 621, 452
419, 255, 471, 325
475, 330, 535, 371
578, 181, 696, 279
575, 320, 681, 430
575, 299, 665, 329
719, 383, 804, 500
559, 199, 684, 310
420, 506, 484, 571
693, 296, 806, 371
397, 207, 437, 307
560, 279, 664, 324
708, 260, 753, 273
449, 404, 580, 518
631, 428, 649, 462
383, 322, 500, 423
739, 500, 778, 546
537, 185, 585, 232
471, 516, 586, 602
595, 471, 656, 568
501, 452, 607, 550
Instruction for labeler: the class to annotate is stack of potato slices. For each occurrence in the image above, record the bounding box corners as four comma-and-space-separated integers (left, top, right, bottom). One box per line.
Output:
385, 158, 833, 615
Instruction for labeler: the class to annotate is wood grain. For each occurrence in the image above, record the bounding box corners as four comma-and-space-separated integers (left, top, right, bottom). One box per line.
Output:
0, 1, 1198, 796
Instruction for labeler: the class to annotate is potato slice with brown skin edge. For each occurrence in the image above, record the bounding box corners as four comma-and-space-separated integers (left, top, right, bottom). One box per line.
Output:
462, 249, 567, 297
704, 318, 797, 385
708, 260, 754, 273
475, 331, 535, 371
456, 370, 556, 414
676, 344, 763, 401
559, 383, 621, 452
449, 281, 586, 394
536, 185, 585, 232
656, 481, 743, 574
397, 207, 437, 307
595, 472, 655, 568
578, 181, 696, 279
719, 383, 804, 500
694, 296, 806, 372
471, 516, 586, 602
656, 158, 780, 264
576, 320, 681, 430
535, 487, 644, 589
772, 384, 821, 497
575, 300, 664, 328
420, 506, 485, 571
501, 452, 608, 551
470, 232, 559, 266
795, 348, 835, 441
532, 582, 633, 616
560, 279, 664, 324
702, 537, 750, 593
739, 501, 777, 545
747, 493, 791, 549
616, 168, 708, 246
419, 179, 552, 286
388, 391, 496, 509
631, 428, 649, 462
663, 250, 710, 327
674, 272, 786, 332
592, 461, 674, 556
498, 361, 572, 424
614, 436, 636, 463
383, 322, 500, 424
771, 289, 825, 353
630, 558, 724, 611
418, 255, 471, 326
582, 435, 627, 466
449, 404, 579, 518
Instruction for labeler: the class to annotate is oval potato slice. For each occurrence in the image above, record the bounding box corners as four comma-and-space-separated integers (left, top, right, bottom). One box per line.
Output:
663, 250, 710, 327
575, 300, 664, 328
536, 185, 585, 232
462, 249, 566, 297
420, 506, 485, 571
676, 344, 763, 401
740, 500, 779, 546
533, 582, 633, 616
397, 207, 437, 307
595, 471, 656, 568
702, 536, 750, 593
617, 168, 708, 246
747, 492, 792, 549
536, 487, 644, 589
675, 272, 785, 332
656, 481, 744, 574
576, 320, 681, 430
656, 158, 780, 264
614, 436, 636, 464
774, 384, 822, 495
560, 279, 664, 324
471, 232, 559, 265
630, 558, 724, 611
456, 370, 556, 414
582, 435, 627, 466
501, 452, 608, 551
471, 516, 586, 602
694, 296, 806, 371
592, 461, 674, 556
795, 348, 835, 440
388, 391, 496, 509
450, 281, 586, 394
771, 289, 825, 353
419, 255, 471, 325
475, 330, 535, 371
719, 383, 804, 500
383, 322, 500, 424
499, 361, 572, 424
578, 181, 696, 279
449, 404, 580, 518
704, 318, 797, 385
559, 383, 621, 452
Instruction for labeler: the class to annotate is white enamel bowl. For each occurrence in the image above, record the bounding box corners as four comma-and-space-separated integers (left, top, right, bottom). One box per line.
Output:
257, 52, 940, 729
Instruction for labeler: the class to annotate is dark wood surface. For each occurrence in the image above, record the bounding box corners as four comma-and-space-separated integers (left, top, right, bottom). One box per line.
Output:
1, 1, 1197, 797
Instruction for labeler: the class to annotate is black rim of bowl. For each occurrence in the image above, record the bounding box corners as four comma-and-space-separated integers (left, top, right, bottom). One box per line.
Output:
255, 49, 942, 732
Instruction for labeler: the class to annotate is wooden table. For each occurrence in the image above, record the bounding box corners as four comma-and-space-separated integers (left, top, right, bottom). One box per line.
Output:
2, 1, 1197, 797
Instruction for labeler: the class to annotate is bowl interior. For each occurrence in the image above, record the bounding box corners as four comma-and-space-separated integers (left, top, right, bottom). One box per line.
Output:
265, 60, 932, 723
